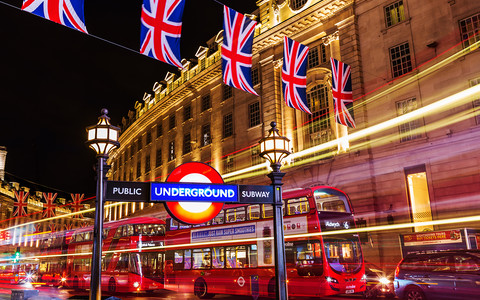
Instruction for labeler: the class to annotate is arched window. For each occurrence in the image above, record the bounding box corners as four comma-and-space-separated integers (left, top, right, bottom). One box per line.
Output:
290, 0, 308, 11
307, 84, 331, 145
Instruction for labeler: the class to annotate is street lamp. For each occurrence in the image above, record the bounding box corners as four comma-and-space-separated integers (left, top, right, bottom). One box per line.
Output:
259, 121, 290, 300
86, 108, 120, 300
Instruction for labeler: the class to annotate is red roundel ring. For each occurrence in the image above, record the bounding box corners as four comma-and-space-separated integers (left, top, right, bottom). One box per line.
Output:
164, 162, 225, 225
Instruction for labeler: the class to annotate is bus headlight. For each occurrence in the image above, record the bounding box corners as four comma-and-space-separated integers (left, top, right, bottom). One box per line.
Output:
133, 281, 140, 288
379, 277, 390, 285
326, 276, 339, 284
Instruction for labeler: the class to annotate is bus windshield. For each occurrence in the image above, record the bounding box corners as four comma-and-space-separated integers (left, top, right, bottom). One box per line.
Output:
324, 235, 362, 274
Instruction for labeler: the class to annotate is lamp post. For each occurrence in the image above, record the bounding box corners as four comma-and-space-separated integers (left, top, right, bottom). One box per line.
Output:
85, 108, 120, 300
259, 121, 291, 300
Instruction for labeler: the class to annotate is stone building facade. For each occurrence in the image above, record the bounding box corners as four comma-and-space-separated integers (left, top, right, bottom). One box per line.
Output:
108, 0, 480, 271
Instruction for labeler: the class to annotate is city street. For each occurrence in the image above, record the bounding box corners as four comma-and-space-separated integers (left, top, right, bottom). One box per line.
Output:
0, 283, 367, 300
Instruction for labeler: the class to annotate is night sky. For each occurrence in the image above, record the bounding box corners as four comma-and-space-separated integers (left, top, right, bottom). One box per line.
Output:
0, 0, 257, 196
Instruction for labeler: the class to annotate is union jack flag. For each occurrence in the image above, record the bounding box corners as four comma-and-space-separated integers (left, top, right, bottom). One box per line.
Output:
222, 6, 258, 96
140, 0, 185, 68
282, 36, 310, 114
70, 193, 84, 219
13, 190, 29, 217
21, 0, 88, 33
43, 192, 57, 218
33, 224, 42, 233
64, 223, 73, 231
331, 58, 356, 128
80, 222, 88, 228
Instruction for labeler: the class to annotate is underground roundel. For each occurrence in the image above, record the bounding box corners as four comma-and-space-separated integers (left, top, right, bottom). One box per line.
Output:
164, 162, 225, 225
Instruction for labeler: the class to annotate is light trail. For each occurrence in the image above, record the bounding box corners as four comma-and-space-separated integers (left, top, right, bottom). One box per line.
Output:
16, 213, 480, 261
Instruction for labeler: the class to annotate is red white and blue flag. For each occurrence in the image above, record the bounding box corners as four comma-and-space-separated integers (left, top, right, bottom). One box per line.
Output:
331, 57, 356, 128
13, 191, 29, 217
282, 36, 310, 114
140, 0, 185, 68
70, 193, 84, 218
21, 0, 88, 33
222, 6, 258, 96
43, 192, 57, 218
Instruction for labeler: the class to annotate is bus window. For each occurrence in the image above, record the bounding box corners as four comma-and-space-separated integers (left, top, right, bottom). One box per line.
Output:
262, 204, 273, 218
84, 231, 92, 241
114, 227, 123, 238
122, 226, 128, 237
248, 205, 260, 220
102, 228, 110, 239
286, 197, 310, 215
295, 241, 323, 276
226, 207, 246, 223
127, 225, 134, 236
212, 247, 225, 269
314, 190, 349, 213
184, 250, 192, 270
192, 248, 211, 269
174, 250, 184, 270
226, 246, 248, 268
248, 245, 258, 268
324, 237, 362, 273
116, 253, 129, 272
212, 210, 225, 225
134, 224, 165, 236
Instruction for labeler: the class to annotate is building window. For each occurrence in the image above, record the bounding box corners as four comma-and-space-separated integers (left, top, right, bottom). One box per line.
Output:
223, 156, 234, 174
137, 138, 142, 151
202, 124, 211, 146
183, 133, 192, 155
136, 160, 141, 178
169, 114, 176, 130
405, 165, 433, 232
157, 123, 163, 137
169, 141, 175, 161
251, 68, 259, 86
470, 78, 480, 124
396, 97, 421, 142
156, 149, 162, 167
201, 94, 211, 112
385, 1, 405, 28
223, 113, 233, 138
308, 44, 327, 68
459, 13, 480, 49
184, 104, 192, 122
145, 154, 150, 173
223, 85, 233, 101
390, 42, 412, 78
251, 145, 262, 166
146, 131, 152, 145
249, 102, 261, 128
290, 0, 308, 11
307, 85, 331, 145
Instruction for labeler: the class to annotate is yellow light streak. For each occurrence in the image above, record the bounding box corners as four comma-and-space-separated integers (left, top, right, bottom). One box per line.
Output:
19, 213, 480, 261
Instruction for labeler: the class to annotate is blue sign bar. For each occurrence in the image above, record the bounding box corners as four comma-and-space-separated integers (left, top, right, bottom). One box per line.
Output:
151, 182, 238, 202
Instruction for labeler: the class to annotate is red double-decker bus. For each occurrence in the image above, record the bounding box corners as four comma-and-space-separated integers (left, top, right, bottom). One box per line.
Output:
163, 185, 365, 298
66, 217, 166, 293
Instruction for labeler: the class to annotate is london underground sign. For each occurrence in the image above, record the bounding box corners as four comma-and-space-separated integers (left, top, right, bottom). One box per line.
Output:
105, 162, 274, 224
162, 162, 226, 225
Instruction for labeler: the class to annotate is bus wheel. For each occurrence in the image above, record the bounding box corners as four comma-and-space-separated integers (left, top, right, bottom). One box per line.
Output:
194, 278, 214, 299
267, 278, 275, 298
73, 277, 79, 290
108, 278, 116, 294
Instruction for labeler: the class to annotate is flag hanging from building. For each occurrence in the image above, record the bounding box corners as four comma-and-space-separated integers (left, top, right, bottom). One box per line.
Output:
64, 223, 73, 231
330, 57, 356, 128
221, 5, 258, 96
42, 192, 57, 218
49, 223, 57, 232
140, 0, 185, 68
70, 193, 84, 218
13, 191, 29, 217
282, 36, 310, 114
21, 0, 88, 33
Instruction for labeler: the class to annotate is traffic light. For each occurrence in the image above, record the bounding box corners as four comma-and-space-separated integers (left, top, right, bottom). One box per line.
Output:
13, 247, 20, 263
